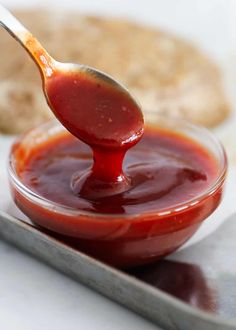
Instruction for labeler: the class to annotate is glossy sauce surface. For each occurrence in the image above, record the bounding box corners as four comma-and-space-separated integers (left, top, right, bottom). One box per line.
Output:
46, 71, 143, 148
19, 127, 218, 216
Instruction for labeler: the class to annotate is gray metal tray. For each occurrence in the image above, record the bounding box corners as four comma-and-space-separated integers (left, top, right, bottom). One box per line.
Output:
0, 210, 235, 330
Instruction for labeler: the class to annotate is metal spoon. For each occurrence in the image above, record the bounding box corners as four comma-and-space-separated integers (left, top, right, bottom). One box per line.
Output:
0, 4, 144, 148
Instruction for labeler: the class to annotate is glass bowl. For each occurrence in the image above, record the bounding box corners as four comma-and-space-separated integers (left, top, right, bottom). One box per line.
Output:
8, 115, 227, 268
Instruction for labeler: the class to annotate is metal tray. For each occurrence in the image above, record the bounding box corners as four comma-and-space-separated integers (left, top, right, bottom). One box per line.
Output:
0, 210, 235, 330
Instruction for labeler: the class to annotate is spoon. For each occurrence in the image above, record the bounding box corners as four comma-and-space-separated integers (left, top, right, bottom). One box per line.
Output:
0, 4, 144, 198
0, 4, 144, 149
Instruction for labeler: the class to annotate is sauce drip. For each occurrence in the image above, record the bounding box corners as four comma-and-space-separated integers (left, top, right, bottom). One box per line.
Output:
46, 71, 144, 199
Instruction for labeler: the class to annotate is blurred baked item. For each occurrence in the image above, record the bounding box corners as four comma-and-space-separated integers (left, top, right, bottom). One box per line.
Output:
0, 81, 49, 134
0, 10, 229, 134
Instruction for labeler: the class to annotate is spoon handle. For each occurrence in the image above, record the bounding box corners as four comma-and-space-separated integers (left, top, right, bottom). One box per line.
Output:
0, 3, 28, 36
0, 4, 55, 77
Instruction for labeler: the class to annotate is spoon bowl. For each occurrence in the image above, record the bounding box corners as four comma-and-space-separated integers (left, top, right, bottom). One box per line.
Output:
45, 61, 144, 149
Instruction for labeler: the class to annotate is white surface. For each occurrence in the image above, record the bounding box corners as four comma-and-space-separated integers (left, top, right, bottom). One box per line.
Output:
1, 1, 236, 329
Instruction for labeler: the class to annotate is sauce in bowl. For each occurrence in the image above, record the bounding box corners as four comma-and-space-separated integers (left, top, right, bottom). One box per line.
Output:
9, 117, 226, 267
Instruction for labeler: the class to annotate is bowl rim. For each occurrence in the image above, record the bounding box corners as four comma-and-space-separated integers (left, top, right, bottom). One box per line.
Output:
8, 116, 228, 220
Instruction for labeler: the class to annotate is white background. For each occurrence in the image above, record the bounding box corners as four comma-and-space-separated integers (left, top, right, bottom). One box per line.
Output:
1, 1, 236, 329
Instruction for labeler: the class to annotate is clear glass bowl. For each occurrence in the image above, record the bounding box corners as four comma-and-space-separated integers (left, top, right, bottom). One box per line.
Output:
8, 115, 227, 268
